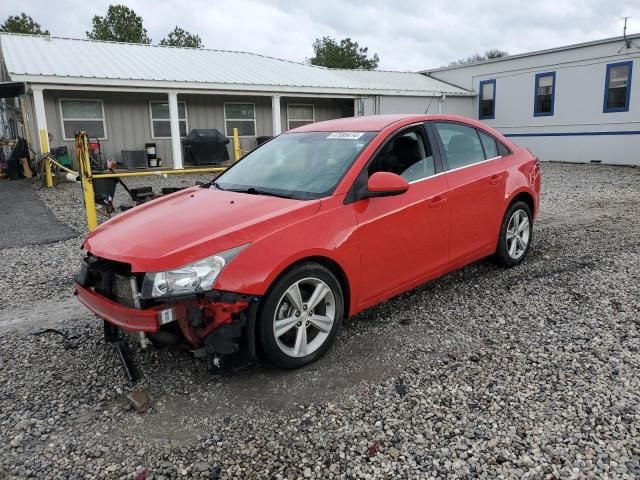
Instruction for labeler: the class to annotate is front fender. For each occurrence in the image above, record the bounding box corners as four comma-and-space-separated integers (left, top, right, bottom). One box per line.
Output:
213, 196, 360, 304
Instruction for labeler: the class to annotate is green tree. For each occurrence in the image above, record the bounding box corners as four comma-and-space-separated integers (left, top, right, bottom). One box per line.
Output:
309, 36, 379, 70
160, 26, 203, 48
0, 13, 49, 35
87, 5, 150, 44
450, 49, 508, 66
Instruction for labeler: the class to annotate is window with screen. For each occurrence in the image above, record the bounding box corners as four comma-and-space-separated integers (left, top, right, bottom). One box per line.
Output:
224, 103, 256, 136
287, 104, 314, 130
60, 99, 106, 140
150, 101, 188, 138
534, 72, 555, 116
479, 79, 496, 119
604, 61, 632, 112
434, 122, 486, 169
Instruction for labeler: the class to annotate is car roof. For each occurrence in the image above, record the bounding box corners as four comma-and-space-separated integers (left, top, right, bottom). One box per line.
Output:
289, 114, 488, 132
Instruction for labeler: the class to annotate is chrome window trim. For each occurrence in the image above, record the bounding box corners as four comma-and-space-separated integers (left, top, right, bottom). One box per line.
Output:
407, 155, 502, 185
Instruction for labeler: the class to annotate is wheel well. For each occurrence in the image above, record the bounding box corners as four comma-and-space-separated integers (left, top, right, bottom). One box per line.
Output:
267, 256, 351, 320
510, 192, 535, 216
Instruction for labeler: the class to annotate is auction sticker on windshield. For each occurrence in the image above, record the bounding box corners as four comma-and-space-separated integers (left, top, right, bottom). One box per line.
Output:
327, 132, 365, 140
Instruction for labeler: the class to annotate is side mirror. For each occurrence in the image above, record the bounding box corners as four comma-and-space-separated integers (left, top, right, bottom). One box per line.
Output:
360, 172, 409, 199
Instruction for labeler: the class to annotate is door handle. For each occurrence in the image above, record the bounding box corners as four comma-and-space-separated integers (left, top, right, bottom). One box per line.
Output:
428, 196, 447, 208
489, 174, 503, 185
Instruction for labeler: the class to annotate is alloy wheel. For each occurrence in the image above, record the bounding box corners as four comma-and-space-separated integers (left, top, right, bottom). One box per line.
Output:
273, 277, 336, 358
506, 209, 530, 259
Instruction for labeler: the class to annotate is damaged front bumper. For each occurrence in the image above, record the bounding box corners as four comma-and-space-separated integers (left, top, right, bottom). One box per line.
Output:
74, 257, 260, 359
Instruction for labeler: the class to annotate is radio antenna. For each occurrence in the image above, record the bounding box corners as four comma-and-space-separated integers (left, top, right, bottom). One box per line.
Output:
618, 16, 639, 52
623, 16, 631, 48
424, 93, 437, 114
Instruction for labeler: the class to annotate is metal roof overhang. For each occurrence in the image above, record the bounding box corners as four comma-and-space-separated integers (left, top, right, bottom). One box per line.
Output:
14, 75, 475, 98
0, 81, 25, 98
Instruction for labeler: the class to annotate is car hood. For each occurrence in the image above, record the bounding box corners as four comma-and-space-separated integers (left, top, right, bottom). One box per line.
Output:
83, 186, 321, 272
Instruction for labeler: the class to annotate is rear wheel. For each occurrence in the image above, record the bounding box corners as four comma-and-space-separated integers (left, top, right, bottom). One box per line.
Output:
494, 201, 533, 267
259, 263, 343, 369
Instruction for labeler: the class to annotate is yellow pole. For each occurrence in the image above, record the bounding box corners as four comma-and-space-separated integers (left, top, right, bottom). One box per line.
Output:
233, 127, 242, 161
76, 132, 98, 231
44, 156, 54, 187
39, 128, 54, 187
38, 128, 49, 153
92, 167, 226, 179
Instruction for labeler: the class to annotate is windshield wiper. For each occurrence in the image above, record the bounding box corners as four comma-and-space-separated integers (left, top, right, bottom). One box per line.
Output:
226, 187, 295, 199
211, 181, 226, 191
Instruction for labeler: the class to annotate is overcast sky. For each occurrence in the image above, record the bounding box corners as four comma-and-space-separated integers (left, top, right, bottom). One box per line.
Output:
2, 0, 639, 70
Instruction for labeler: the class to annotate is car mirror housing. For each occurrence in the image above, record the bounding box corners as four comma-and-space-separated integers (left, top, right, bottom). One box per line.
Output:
360, 172, 409, 200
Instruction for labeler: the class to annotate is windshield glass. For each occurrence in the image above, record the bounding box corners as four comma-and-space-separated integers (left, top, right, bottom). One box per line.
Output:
213, 131, 377, 199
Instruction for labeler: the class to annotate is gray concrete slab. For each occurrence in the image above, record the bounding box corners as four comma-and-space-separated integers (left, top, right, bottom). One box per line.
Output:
0, 179, 77, 248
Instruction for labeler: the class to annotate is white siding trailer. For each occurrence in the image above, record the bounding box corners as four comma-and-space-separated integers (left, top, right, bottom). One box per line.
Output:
423, 34, 640, 166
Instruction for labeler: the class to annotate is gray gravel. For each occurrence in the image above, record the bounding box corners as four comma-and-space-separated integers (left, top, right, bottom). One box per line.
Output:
1, 163, 639, 479
0, 174, 211, 311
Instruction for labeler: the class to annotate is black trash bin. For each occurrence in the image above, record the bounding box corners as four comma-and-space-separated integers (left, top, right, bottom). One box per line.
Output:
182, 129, 230, 165
93, 176, 117, 203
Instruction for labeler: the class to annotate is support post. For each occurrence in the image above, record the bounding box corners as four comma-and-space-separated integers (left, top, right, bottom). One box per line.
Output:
167, 92, 183, 169
76, 132, 98, 232
45, 156, 53, 187
233, 128, 242, 161
32, 87, 49, 154
271, 95, 282, 135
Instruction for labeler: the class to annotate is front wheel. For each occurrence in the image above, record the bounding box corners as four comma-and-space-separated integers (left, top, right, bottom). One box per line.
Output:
259, 263, 344, 369
494, 201, 533, 267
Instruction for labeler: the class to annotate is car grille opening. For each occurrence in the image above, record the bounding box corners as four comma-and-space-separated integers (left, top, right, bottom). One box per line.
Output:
82, 257, 143, 309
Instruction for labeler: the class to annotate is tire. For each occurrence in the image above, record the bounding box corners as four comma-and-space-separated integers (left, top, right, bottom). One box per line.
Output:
493, 201, 533, 267
259, 262, 344, 369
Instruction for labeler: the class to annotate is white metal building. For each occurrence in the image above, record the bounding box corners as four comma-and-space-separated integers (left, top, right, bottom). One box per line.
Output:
423, 34, 640, 166
0, 33, 472, 168
2, 32, 638, 167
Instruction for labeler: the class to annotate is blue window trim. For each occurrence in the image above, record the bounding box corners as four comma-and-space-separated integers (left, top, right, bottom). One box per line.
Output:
478, 79, 496, 120
533, 71, 556, 117
603, 60, 633, 113
504, 130, 640, 137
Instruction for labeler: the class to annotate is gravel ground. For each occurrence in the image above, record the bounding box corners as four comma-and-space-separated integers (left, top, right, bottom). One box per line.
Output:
0, 163, 639, 479
0, 174, 212, 312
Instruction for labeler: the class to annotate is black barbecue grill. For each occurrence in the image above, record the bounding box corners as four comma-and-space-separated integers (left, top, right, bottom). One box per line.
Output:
182, 129, 230, 166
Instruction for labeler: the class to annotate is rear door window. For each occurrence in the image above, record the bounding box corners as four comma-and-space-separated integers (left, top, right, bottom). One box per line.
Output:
433, 122, 485, 170
478, 130, 498, 158
497, 141, 511, 156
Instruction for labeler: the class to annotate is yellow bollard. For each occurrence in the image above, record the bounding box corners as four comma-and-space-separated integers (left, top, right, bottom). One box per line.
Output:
76, 132, 98, 232
233, 127, 242, 161
44, 156, 53, 188
39, 128, 54, 187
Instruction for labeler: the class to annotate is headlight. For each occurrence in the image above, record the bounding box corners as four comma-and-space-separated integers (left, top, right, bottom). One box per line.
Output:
141, 245, 247, 299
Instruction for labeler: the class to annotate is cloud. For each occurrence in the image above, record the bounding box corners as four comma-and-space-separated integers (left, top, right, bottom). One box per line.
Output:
2, 0, 639, 70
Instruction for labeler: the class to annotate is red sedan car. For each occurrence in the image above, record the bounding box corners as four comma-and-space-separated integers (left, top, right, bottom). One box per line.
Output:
75, 114, 541, 369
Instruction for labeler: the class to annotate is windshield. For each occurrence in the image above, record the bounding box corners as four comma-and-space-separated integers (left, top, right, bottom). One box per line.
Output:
212, 131, 377, 199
